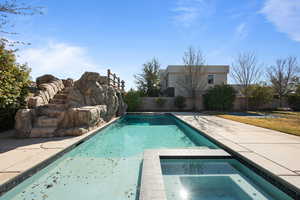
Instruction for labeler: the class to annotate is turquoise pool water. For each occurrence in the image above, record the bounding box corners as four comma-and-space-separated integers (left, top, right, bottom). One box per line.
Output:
0, 115, 218, 200
161, 159, 292, 200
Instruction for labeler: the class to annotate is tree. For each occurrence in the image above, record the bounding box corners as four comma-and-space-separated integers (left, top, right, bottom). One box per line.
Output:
231, 52, 261, 110
267, 56, 300, 107
176, 47, 206, 110
134, 58, 161, 97
0, 43, 31, 130
249, 84, 274, 110
0, 0, 43, 45
124, 89, 142, 112
288, 85, 300, 111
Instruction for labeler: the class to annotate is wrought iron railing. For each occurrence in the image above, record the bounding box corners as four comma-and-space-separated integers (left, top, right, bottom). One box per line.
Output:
107, 69, 125, 92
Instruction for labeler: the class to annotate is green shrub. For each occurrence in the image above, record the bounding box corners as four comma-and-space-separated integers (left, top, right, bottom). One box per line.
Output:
288, 85, 300, 111
174, 96, 186, 109
249, 85, 274, 110
203, 84, 236, 111
155, 97, 166, 107
288, 95, 300, 111
124, 89, 142, 112
0, 44, 31, 131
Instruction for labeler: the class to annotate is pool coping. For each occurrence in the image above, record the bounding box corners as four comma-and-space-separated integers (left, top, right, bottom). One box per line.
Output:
139, 149, 231, 200
0, 117, 120, 196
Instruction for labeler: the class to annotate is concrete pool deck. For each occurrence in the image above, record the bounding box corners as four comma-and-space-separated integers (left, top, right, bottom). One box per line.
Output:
173, 112, 300, 190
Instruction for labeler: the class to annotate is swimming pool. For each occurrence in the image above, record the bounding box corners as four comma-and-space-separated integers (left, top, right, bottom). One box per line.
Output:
0, 115, 218, 200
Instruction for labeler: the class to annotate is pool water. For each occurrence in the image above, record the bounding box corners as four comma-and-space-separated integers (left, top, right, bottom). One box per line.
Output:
0, 115, 217, 200
161, 159, 293, 200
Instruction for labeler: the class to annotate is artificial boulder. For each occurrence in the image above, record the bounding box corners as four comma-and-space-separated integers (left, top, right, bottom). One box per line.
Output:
56, 105, 107, 136
28, 74, 64, 108
116, 91, 127, 116
15, 109, 36, 138
36, 74, 59, 85
67, 72, 122, 121
62, 78, 74, 88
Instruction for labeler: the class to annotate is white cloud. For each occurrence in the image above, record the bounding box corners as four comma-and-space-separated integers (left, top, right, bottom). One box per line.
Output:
235, 22, 248, 39
261, 0, 300, 42
172, 0, 214, 28
17, 41, 106, 80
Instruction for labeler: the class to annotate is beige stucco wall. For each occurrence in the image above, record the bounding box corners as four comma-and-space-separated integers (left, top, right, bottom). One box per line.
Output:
167, 73, 228, 97
160, 65, 229, 97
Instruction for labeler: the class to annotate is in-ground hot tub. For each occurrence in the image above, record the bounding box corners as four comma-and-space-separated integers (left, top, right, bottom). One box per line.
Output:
161, 158, 293, 200
139, 149, 295, 200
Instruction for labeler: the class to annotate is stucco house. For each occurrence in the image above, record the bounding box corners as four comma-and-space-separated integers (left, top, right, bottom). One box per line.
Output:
159, 65, 229, 97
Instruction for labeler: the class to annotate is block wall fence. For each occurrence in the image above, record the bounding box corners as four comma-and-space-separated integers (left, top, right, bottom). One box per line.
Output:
136, 97, 288, 112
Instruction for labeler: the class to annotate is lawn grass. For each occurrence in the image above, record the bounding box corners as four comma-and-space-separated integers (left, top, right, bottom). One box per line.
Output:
216, 111, 300, 136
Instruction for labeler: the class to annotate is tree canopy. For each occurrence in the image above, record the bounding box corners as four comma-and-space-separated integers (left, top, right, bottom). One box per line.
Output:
267, 56, 299, 106
134, 58, 161, 97
176, 47, 206, 110
231, 52, 261, 110
177, 47, 206, 97
0, 44, 31, 130
0, 0, 43, 45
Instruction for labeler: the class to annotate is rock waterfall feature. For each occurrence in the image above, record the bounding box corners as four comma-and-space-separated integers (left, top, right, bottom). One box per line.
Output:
15, 72, 127, 138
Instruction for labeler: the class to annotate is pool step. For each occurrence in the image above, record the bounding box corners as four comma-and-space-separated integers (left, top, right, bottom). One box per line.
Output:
30, 127, 56, 138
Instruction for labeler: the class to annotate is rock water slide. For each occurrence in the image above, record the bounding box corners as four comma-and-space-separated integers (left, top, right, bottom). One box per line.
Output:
15, 72, 127, 138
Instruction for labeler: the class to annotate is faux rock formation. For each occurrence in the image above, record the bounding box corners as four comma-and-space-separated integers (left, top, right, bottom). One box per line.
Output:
15, 72, 127, 138
56, 105, 107, 136
28, 74, 64, 108
66, 72, 120, 121
15, 109, 36, 138
62, 78, 74, 88
116, 91, 127, 116
56, 72, 126, 136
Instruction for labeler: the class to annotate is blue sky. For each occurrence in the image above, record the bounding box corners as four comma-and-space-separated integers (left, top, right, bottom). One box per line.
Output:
7, 0, 300, 89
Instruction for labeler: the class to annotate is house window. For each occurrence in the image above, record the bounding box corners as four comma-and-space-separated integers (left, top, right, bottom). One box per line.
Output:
208, 74, 214, 84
